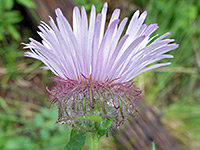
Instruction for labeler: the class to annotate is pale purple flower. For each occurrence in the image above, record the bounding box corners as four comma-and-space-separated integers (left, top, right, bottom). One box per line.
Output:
23, 3, 178, 130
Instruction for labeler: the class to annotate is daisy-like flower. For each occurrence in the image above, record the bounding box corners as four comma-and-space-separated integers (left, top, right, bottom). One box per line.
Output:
24, 3, 178, 131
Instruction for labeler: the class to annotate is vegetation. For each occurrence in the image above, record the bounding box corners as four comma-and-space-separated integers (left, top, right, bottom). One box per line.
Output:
0, 0, 199, 149
137, 0, 200, 149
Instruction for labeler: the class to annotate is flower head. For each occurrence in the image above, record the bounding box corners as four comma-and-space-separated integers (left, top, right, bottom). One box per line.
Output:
24, 3, 178, 130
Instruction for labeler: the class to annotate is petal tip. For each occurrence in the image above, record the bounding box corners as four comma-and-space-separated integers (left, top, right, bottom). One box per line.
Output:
104, 2, 108, 7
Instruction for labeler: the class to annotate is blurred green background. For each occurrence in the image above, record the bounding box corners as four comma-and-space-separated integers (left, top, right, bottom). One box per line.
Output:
0, 0, 200, 149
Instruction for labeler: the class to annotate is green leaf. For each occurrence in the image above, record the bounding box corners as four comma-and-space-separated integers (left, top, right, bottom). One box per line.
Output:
0, 0, 4, 12
7, 25, 21, 40
0, 26, 4, 40
34, 115, 44, 128
152, 142, 156, 150
65, 129, 86, 150
70, 129, 85, 138
40, 129, 50, 140
4, 0, 14, 10
1, 10, 22, 24
95, 118, 114, 138
0, 0, 13, 12
16, 0, 36, 8
4, 136, 37, 150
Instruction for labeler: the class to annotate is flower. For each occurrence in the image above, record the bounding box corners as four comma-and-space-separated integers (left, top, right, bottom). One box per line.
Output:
23, 3, 178, 130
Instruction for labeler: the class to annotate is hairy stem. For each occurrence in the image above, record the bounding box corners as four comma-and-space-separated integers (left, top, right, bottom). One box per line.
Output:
87, 132, 99, 150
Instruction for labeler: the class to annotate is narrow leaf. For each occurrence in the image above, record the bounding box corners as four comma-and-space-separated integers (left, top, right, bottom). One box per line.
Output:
65, 129, 86, 150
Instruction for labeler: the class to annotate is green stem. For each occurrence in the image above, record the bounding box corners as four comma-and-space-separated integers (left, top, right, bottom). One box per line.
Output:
87, 132, 99, 150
